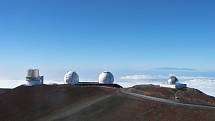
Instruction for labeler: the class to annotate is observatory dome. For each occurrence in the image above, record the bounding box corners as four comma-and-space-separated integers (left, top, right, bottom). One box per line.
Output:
26, 69, 43, 86
64, 71, 79, 84
168, 76, 179, 85
99, 71, 114, 84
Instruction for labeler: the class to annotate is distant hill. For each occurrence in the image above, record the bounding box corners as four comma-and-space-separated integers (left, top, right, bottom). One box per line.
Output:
0, 84, 215, 121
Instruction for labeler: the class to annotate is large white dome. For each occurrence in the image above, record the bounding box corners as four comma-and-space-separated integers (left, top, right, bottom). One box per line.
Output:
168, 76, 178, 85
64, 71, 79, 84
99, 71, 114, 84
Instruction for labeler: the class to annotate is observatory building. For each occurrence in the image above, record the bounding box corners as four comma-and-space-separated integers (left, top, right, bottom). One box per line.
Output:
64, 71, 79, 85
160, 76, 187, 89
26, 69, 44, 86
168, 76, 179, 85
63, 70, 122, 88
99, 71, 114, 84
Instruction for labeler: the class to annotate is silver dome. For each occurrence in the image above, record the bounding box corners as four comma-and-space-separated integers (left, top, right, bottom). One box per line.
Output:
64, 71, 79, 84
99, 71, 114, 84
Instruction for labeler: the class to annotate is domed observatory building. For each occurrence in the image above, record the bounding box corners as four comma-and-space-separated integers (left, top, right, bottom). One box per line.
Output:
168, 76, 179, 85
64, 71, 79, 85
99, 71, 114, 84
26, 69, 44, 86
161, 76, 187, 89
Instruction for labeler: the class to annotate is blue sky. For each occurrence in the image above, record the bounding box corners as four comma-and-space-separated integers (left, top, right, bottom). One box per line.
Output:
0, 0, 215, 80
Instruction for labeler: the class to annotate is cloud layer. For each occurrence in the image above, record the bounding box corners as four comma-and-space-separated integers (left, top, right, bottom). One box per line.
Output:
120, 74, 208, 80
0, 74, 215, 97
0, 80, 64, 88
118, 74, 215, 97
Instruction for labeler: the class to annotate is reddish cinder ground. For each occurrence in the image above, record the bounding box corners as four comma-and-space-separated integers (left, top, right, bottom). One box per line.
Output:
0, 85, 115, 121
0, 84, 214, 121
132, 85, 215, 106
0, 88, 10, 94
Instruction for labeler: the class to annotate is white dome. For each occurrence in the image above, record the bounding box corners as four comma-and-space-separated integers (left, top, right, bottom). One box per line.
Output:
99, 71, 114, 84
64, 71, 79, 84
168, 76, 178, 85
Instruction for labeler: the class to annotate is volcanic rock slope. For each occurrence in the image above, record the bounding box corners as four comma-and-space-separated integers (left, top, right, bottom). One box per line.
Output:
0, 84, 215, 121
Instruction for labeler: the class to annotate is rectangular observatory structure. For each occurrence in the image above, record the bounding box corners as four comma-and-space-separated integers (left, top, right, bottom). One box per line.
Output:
26, 69, 44, 86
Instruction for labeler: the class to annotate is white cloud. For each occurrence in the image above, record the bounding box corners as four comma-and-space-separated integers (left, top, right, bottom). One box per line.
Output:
1, 75, 215, 97
120, 74, 167, 80
182, 79, 215, 97
120, 74, 209, 80
45, 80, 64, 84
0, 80, 64, 89
0, 80, 26, 88
118, 74, 215, 97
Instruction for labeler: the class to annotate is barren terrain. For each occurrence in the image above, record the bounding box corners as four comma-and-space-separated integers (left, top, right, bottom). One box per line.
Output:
0, 84, 215, 121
